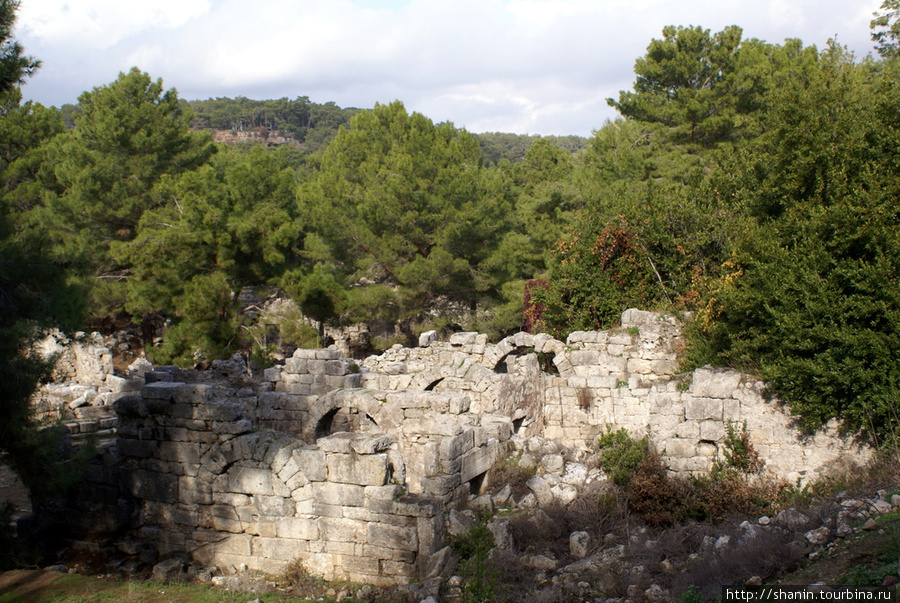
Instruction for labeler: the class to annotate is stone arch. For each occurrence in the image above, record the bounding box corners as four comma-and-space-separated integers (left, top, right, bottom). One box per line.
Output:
303, 389, 399, 443
483, 332, 567, 375
424, 377, 444, 391
410, 368, 451, 391
409, 356, 476, 390
194, 431, 301, 538
193, 430, 318, 570
198, 430, 301, 487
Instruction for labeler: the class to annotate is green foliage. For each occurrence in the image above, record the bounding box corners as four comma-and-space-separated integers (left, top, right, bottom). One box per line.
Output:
686, 44, 900, 441
677, 585, 705, 603
596, 427, 782, 526
719, 420, 764, 474
608, 26, 818, 156
189, 95, 359, 153
628, 452, 706, 525
0, 0, 39, 94
310, 101, 518, 327
597, 428, 649, 489
120, 144, 304, 363
1, 13, 898, 456
17, 68, 215, 322
872, 0, 900, 59
282, 264, 348, 346
533, 113, 748, 336
0, 0, 93, 504
609, 25, 746, 147
451, 520, 499, 603
838, 564, 894, 587
535, 218, 660, 334
476, 131, 587, 165
147, 273, 241, 366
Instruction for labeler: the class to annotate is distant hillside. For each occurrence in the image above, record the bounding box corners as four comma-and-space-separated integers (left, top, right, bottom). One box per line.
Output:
186, 96, 588, 162
476, 132, 588, 164
187, 96, 360, 154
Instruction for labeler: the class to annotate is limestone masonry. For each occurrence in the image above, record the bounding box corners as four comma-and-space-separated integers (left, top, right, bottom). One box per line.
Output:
48, 309, 870, 586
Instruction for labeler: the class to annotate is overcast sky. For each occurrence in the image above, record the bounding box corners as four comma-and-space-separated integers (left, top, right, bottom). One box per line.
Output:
13, 0, 883, 137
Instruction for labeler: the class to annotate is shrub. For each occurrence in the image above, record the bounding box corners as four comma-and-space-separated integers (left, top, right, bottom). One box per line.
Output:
451, 520, 499, 603
677, 586, 705, 603
719, 420, 763, 474
279, 557, 324, 592
628, 453, 704, 526
597, 428, 649, 489
693, 470, 787, 522
490, 457, 535, 499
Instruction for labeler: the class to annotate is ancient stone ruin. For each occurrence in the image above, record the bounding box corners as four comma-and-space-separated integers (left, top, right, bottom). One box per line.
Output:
97, 309, 870, 586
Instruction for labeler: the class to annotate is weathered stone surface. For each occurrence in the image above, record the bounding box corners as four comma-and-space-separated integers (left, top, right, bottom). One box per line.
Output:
142, 381, 185, 399
460, 444, 497, 483
570, 531, 592, 559
367, 523, 418, 551
691, 368, 742, 399
105, 307, 871, 589
684, 397, 723, 421
350, 434, 394, 455
226, 466, 288, 497
326, 452, 390, 486
805, 526, 831, 546
126, 469, 178, 503
311, 482, 365, 507
294, 448, 327, 482
152, 558, 185, 584
526, 475, 554, 507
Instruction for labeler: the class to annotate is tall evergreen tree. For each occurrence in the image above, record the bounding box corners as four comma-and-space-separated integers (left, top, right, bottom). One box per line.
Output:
310, 101, 511, 328
0, 0, 37, 93
22, 68, 215, 320
0, 1, 93, 502
120, 145, 304, 365
687, 43, 900, 441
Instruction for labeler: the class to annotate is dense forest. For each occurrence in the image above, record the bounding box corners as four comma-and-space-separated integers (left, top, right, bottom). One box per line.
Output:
4, 0, 900, 493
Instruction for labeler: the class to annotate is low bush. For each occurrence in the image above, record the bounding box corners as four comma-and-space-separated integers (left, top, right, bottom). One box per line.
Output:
490, 457, 536, 499
628, 453, 704, 526
603, 426, 788, 525
450, 519, 499, 603
278, 557, 323, 591
719, 420, 764, 474
597, 428, 649, 489
694, 470, 787, 522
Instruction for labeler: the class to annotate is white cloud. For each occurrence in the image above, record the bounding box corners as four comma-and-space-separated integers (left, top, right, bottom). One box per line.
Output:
18, 0, 211, 48
767, 0, 804, 28
13, 0, 884, 135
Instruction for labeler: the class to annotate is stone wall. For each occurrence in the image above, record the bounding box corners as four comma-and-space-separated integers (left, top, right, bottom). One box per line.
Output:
116, 382, 446, 585
31, 331, 144, 426
108, 308, 870, 586
346, 309, 867, 483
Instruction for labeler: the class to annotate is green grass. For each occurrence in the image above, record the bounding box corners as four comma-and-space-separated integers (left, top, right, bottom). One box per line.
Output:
0, 573, 374, 603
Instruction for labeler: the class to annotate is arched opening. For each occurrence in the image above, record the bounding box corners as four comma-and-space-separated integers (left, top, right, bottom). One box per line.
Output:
492, 348, 559, 375
512, 417, 525, 434
315, 408, 338, 439
315, 406, 380, 439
